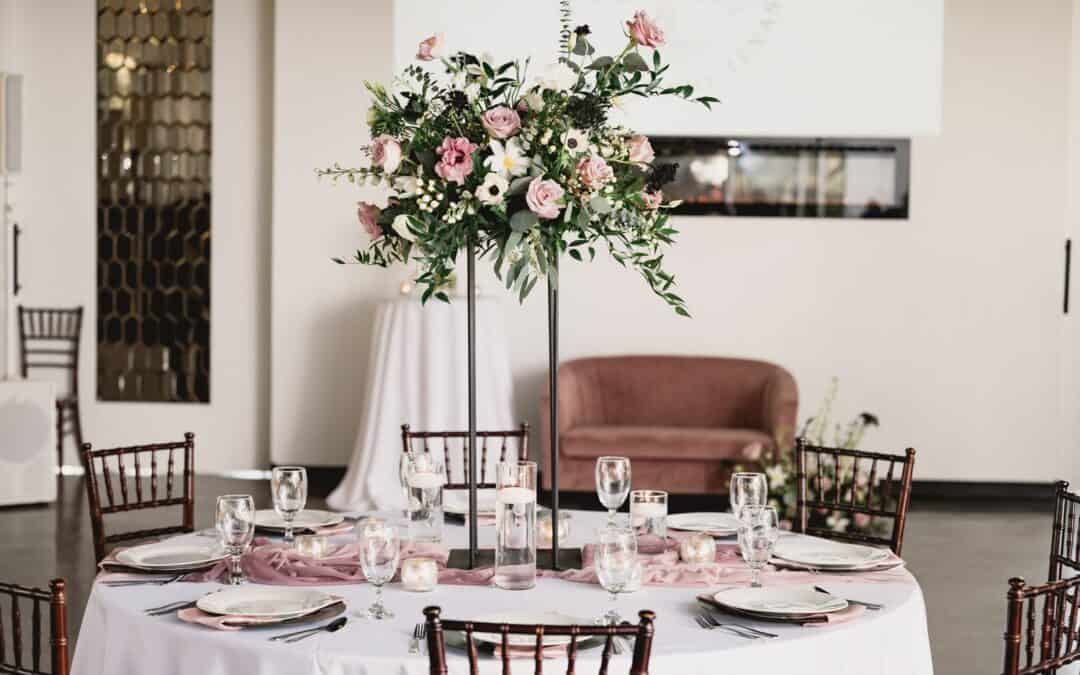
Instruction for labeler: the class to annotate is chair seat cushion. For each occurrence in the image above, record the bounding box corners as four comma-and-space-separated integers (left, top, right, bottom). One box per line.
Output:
561, 425, 772, 462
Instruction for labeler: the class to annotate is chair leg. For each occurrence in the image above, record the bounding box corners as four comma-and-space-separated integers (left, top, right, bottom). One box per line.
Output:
55, 400, 64, 469
71, 400, 84, 466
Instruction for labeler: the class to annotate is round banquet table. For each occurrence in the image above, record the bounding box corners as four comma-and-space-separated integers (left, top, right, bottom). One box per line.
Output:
71, 510, 934, 675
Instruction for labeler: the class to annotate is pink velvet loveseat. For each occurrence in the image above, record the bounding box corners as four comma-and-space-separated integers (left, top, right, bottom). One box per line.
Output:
539, 356, 798, 495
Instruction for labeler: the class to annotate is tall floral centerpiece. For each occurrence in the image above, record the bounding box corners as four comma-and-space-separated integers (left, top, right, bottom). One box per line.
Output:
320, 4, 715, 568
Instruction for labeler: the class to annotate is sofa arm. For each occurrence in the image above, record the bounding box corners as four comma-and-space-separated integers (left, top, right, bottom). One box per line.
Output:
761, 367, 799, 448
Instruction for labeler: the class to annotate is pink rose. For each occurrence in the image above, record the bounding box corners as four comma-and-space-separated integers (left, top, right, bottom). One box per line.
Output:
357, 202, 382, 239
481, 106, 522, 139
416, 34, 443, 61
434, 136, 478, 185
575, 155, 614, 190
641, 189, 663, 210
526, 177, 565, 219
853, 513, 872, 529
741, 442, 763, 462
370, 134, 402, 173
627, 134, 655, 164
627, 10, 665, 48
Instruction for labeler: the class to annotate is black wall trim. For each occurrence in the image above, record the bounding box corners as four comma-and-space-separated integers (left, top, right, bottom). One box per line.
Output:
301, 465, 1057, 505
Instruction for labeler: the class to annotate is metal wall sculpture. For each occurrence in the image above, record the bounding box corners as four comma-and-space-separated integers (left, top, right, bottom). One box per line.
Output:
96, 0, 211, 402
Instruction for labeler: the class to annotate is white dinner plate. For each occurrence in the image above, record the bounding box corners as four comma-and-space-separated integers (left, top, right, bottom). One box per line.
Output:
197, 587, 340, 619
713, 585, 848, 617
469, 611, 586, 647
114, 541, 226, 570
667, 512, 740, 536
253, 509, 344, 531
773, 536, 891, 570
443, 489, 497, 516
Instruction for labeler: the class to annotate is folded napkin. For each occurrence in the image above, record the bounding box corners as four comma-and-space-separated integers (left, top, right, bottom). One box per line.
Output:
177, 597, 344, 631
805, 603, 866, 627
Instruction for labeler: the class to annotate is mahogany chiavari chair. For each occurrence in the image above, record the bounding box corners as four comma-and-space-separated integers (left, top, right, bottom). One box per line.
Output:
17, 306, 84, 468
793, 437, 916, 555
401, 423, 530, 490
81, 433, 195, 562
1048, 481, 1080, 582
423, 606, 655, 675
1003, 575, 1080, 675
0, 578, 69, 675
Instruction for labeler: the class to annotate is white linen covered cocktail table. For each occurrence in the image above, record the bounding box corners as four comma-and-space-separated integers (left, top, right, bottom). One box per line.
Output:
71, 510, 933, 675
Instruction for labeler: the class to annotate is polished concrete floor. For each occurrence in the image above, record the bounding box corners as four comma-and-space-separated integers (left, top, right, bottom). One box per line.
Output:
0, 476, 1053, 674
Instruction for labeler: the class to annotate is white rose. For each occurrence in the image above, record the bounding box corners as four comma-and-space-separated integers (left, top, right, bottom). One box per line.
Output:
523, 91, 545, 111
394, 175, 418, 197
392, 214, 417, 241
538, 62, 578, 92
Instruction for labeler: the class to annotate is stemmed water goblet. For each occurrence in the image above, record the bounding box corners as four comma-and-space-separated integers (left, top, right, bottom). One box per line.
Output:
729, 472, 768, 519
216, 494, 255, 585
272, 466, 308, 544
594, 527, 638, 625
358, 519, 401, 620
737, 504, 779, 588
595, 457, 631, 526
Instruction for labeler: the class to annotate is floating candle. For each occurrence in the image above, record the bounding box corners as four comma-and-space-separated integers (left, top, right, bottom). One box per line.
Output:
295, 534, 328, 559
401, 557, 438, 592
679, 532, 717, 564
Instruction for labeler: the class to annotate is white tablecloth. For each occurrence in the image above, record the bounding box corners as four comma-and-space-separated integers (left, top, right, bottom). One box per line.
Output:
71, 511, 934, 675
326, 296, 516, 512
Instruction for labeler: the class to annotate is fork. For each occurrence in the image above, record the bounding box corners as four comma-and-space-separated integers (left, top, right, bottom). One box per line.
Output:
813, 586, 883, 611
695, 614, 760, 639
409, 623, 426, 655
103, 573, 184, 587
697, 613, 778, 639
144, 599, 197, 615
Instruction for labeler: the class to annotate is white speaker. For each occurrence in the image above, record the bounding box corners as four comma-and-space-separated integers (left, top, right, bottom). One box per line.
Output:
0, 73, 21, 174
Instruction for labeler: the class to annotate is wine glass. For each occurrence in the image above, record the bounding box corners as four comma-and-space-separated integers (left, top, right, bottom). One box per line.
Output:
594, 527, 638, 624
216, 495, 255, 585
595, 457, 631, 526
358, 519, 401, 620
737, 504, 779, 588
271, 466, 308, 544
729, 472, 768, 519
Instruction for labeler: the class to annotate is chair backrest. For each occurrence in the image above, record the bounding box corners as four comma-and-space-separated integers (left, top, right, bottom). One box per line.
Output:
1049, 481, 1080, 582
793, 438, 916, 554
402, 423, 529, 490
17, 307, 83, 395
1003, 575, 1080, 674
423, 606, 655, 675
81, 433, 195, 562
0, 578, 69, 675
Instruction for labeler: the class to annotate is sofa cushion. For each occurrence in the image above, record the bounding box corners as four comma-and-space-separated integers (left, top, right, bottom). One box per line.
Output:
560, 425, 773, 462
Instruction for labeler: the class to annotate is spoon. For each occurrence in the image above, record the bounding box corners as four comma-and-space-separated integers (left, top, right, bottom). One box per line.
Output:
273, 617, 348, 643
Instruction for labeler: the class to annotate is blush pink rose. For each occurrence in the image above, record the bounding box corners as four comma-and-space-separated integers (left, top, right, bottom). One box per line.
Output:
357, 202, 382, 239
370, 134, 402, 173
627, 10, 665, 48
481, 106, 522, 139
434, 136, 478, 185
853, 513, 872, 529
641, 189, 663, 210
526, 177, 565, 219
628, 134, 655, 164
416, 34, 443, 61
575, 155, 614, 190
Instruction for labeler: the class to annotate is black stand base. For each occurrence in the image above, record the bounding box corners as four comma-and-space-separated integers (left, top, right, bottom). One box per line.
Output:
446, 547, 583, 570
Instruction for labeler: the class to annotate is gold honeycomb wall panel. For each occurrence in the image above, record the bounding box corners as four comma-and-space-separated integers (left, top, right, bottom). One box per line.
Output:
97, 0, 211, 403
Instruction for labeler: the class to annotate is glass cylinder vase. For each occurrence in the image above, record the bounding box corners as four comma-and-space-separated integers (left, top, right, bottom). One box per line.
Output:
494, 460, 537, 590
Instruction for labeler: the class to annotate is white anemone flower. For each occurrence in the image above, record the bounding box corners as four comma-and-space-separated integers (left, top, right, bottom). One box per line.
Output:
562, 129, 588, 154
475, 173, 509, 205
483, 138, 530, 178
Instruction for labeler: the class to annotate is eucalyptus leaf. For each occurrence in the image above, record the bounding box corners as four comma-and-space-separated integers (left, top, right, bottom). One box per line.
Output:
508, 176, 533, 196
510, 209, 539, 233
622, 52, 649, 72
587, 56, 614, 70
572, 36, 591, 56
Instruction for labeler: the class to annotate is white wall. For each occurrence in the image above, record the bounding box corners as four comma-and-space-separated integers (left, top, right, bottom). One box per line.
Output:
270, 0, 399, 465
393, 0, 944, 137
7, 0, 272, 472
270, 0, 1073, 482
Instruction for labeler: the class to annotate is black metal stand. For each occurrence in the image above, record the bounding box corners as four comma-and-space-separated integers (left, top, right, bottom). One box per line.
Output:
466, 240, 478, 569
548, 256, 560, 570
